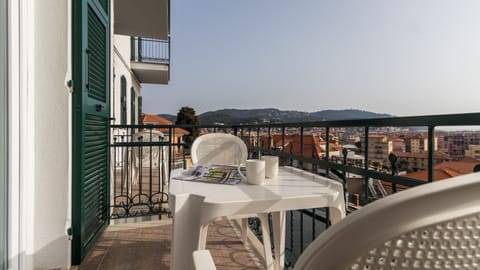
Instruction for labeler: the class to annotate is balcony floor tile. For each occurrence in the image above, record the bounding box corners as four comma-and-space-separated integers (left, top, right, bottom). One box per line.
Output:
77, 218, 264, 270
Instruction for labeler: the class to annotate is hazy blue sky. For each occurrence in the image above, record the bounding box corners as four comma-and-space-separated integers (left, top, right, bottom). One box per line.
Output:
142, 0, 480, 116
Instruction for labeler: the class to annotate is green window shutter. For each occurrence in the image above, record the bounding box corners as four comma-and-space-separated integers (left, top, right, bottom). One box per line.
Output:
72, 0, 110, 264
120, 76, 126, 125
138, 96, 142, 124
97, 0, 108, 14
130, 87, 135, 124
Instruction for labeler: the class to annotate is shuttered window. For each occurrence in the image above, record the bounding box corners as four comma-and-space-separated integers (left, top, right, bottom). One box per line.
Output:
72, 0, 110, 264
130, 87, 135, 124
138, 96, 142, 124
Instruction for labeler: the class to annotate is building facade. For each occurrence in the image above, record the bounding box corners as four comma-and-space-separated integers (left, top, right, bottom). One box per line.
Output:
368, 135, 393, 165
465, 145, 480, 160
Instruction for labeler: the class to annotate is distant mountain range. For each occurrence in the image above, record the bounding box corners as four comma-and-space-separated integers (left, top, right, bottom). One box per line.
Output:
160, 108, 393, 125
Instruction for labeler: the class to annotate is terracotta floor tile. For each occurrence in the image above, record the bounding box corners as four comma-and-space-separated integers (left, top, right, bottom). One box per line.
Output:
80, 218, 263, 270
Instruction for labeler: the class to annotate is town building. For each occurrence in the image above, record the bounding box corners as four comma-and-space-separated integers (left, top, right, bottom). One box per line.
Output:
393, 151, 451, 172
367, 135, 393, 165
465, 145, 480, 160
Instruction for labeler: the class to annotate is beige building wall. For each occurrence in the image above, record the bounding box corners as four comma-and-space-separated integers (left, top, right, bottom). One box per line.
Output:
368, 135, 392, 165
465, 145, 480, 160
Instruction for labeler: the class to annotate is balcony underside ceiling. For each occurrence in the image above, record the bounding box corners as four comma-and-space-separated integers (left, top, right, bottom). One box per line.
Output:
114, 0, 169, 40
131, 62, 169, 84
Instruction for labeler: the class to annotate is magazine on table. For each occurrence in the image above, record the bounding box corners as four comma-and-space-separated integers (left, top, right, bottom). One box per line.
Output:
173, 164, 246, 185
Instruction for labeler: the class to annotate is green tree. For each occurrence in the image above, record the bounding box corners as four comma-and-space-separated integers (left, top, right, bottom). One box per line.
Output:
175, 106, 201, 146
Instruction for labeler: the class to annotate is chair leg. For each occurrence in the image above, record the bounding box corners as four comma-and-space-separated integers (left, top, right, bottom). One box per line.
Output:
241, 218, 248, 243
198, 224, 209, 250
258, 213, 274, 270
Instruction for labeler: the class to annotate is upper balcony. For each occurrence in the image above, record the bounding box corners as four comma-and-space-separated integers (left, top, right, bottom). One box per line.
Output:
114, 0, 169, 40
130, 36, 170, 84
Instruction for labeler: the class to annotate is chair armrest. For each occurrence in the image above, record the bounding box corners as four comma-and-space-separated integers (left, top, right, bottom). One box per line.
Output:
193, 250, 217, 270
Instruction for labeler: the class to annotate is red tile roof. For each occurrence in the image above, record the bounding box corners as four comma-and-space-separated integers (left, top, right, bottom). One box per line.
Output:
403, 158, 480, 182
392, 151, 450, 160
262, 134, 340, 159
142, 113, 190, 135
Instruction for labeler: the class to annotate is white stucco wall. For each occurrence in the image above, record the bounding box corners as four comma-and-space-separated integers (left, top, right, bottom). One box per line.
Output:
32, 0, 70, 269
112, 34, 141, 126
8, 0, 71, 269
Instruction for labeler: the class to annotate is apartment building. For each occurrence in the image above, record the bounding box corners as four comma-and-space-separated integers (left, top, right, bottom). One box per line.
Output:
465, 145, 480, 160
368, 135, 393, 165
398, 134, 438, 153
2, 0, 170, 268
393, 151, 451, 172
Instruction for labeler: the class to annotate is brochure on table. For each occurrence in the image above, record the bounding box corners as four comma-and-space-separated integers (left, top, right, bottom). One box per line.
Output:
173, 164, 246, 185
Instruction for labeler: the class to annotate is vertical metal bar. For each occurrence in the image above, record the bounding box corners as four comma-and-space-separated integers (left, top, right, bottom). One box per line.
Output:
159, 135, 162, 195
138, 136, 143, 204
363, 127, 370, 204
138, 37, 142, 62
325, 208, 330, 228
149, 128, 153, 211
130, 37, 135, 61
257, 127, 261, 158
325, 127, 330, 177
120, 136, 124, 195
428, 126, 435, 182
168, 127, 173, 182
342, 148, 348, 210
233, 126, 238, 137
289, 211, 293, 253
300, 211, 304, 252
300, 127, 304, 168
282, 127, 285, 166
113, 137, 117, 208
312, 208, 316, 240
268, 127, 271, 153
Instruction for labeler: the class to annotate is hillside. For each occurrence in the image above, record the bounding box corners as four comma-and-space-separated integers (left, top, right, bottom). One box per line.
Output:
160, 108, 392, 125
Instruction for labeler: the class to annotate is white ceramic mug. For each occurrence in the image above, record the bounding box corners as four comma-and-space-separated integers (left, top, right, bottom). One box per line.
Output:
262, 155, 279, 179
238, 159, 265, 185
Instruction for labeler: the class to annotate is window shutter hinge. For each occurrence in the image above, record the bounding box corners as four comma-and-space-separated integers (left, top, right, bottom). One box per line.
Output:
67, 80, 74, 93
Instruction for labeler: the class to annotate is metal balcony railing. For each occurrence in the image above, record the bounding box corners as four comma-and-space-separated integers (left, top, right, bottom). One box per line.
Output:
131, 36, 170, 64
109, 112, 480, 266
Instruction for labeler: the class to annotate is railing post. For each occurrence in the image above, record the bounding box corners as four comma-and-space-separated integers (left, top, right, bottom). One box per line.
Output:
342, 148, 349, 210
389, 153, 398, 193
300, 127, 304, 169
257, 127, 261, 158
428, 126, 435, 182
325, 127, 330, 177
267, 127, 271, 153
138, 37, 143, 62
363, 127, 369, 204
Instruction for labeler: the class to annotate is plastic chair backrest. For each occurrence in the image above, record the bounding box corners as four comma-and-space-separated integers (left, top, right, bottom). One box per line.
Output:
295, 172, 480, 270
132, 130, 165, 168
191, 133, 248, 166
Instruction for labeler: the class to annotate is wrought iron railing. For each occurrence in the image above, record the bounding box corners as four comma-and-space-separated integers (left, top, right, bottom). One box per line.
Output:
130, 36, 170, 64
110, 112, 480, 266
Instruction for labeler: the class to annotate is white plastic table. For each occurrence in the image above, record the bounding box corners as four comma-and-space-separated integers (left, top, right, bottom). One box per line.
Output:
169, 166, 346, 270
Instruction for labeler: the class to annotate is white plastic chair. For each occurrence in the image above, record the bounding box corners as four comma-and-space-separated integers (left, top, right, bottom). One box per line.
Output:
190, 133, 275, 269
194, 171, 480, 270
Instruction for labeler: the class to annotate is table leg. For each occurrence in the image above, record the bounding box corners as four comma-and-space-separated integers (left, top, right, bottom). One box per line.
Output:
170, 194, 204, 270
272, 211, 286, 270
